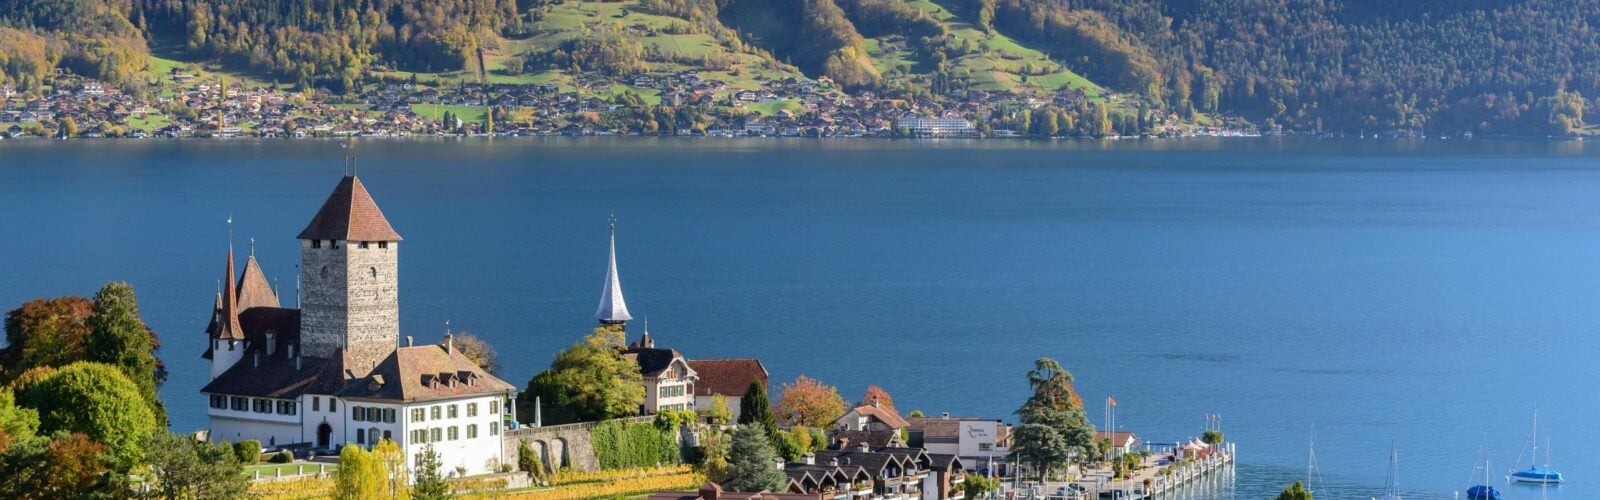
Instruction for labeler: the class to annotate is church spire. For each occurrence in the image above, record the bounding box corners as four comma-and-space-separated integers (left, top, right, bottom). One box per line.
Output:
595, 214, 633, 326
212, 227, 244, 340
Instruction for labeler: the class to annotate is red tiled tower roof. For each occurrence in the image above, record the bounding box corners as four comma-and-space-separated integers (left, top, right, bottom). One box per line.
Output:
297, 175, 402, 241
212, 249, 245, 340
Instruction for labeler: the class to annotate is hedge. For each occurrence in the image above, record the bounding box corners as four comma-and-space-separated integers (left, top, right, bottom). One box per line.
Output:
589, 419, 680, 470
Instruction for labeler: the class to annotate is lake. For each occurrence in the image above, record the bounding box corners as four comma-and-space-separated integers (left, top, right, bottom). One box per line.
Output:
2, 137, 1597, 499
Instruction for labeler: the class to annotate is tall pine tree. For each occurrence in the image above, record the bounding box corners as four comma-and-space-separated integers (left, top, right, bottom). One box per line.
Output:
726, 424, 785, 492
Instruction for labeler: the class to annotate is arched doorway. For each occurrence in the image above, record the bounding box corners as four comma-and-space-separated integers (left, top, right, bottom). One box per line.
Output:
317, 423, 332, 449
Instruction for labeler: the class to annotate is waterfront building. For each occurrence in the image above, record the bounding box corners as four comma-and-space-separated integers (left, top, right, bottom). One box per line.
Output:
623, 326, 699, 413
892, 117, 977, 138
904, 415, 1014, 475
200, 174, 516, 475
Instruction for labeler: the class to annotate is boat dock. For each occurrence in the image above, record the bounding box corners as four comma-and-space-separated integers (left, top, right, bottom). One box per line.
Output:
1002, 442, 1237, 499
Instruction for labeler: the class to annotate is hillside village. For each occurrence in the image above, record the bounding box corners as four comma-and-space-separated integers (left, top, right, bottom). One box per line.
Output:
0, 67, 1251, 140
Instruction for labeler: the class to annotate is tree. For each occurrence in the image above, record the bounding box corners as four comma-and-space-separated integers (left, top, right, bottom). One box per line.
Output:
704, 394, 733, 425
84, 282, 166, 424
1011, 358, 1095, 481
0, 433, 124, 498
858, 385, 894, 410
1202, 430, 1224, 445
738, 380, 775, 431
961, 473, 999, 499
59, 117, 78, 138
726, 425, 785, 493
517, 326, 644, 424
15, 362, 156, 468
373, 438, 411, 499
336, 444, 384, 498
776, 375, 847, 428
696, 427, 731, 481
0, 388, 39, 448
1274, 481, 1312, 500
453, 333, 499, 374
1, 297, 92, 383
144, 432, 248, 500
413, 445, 450, 500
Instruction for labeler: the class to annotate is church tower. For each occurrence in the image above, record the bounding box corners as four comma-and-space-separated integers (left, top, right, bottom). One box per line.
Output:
297, 175, 402, 372
207, 246, 246, 379
595, 216, 633, 328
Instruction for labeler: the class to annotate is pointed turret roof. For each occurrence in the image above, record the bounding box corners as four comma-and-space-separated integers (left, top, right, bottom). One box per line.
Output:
236, 254, 280, 311
595, 221, 632, 324
212, 249, 245, 340
297, 175, 402, 241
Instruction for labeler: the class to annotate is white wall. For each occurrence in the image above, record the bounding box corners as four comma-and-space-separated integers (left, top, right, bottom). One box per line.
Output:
210, 415, 301, 448
210, 339, 245, 379
400, 394, 508, 476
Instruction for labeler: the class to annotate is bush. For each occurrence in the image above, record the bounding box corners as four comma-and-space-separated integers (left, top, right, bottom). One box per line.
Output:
269, 450, 294, 463
233, 440, 261, 464
591, 419, 680, 470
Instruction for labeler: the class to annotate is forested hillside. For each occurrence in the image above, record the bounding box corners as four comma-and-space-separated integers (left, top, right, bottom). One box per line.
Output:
1, 0, 1598, 134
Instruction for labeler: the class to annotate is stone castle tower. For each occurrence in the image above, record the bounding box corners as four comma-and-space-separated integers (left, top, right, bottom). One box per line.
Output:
297, 175, 403, 372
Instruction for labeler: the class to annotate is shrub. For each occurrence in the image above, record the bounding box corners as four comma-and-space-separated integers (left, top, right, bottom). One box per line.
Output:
269, 450, 293, 463
233, 440, 261, 464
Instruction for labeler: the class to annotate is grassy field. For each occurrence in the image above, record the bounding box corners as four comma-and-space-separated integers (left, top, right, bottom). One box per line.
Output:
745, 99, 804, 116
410, 104, 489, 123
126, 114, 171, 131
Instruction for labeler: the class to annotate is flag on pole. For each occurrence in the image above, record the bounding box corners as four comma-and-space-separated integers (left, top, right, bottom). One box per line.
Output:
1108, 396, 1117, 408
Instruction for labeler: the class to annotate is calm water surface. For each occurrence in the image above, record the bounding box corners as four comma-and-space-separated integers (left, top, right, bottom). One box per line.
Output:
2, 137, 1598, 499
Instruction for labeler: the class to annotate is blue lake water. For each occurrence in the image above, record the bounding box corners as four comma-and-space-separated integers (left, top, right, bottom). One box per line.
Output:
2, 137, 1598, 499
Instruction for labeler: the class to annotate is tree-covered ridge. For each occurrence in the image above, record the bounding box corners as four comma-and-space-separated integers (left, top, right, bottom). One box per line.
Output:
136, 0, 519, 91
0, 0, 149, 91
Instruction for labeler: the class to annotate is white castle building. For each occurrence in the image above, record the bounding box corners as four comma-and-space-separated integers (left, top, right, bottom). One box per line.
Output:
201, 174, 517, 475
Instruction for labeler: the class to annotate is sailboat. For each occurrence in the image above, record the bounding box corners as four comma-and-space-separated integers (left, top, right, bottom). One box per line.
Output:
1510, 410, 1564, 485
1304, 430, 1324, 497
1465, 443, 1501, 500
1378, 446, 1401, 500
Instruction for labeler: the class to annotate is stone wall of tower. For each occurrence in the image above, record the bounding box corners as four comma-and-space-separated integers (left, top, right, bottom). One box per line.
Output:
343, 241, 400, 371
297, 239, 400, 371
299, 239, 348, 361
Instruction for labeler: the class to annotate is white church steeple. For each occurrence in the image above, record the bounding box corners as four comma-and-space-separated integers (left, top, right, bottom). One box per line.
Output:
595, 214, 633, 326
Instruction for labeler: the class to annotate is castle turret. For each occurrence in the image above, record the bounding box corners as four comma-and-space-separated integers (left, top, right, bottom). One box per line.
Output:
595, 217, 632, 327
297, 175, 402, 373
207, 246, 246, 379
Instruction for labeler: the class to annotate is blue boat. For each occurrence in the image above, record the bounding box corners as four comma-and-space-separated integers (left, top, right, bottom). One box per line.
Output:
1510, 466, 1563, 485
1465, 485, 1502, 500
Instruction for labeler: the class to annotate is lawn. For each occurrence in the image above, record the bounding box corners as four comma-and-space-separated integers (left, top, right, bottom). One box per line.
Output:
126, 114, 171, 131
410, 104, 488, 123
745, 99, 804, 116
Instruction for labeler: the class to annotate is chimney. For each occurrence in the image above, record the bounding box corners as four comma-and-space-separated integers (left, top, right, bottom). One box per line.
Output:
837, 437, 849, 451
941, 412, 950, 420
406, 336, 414, 347
290, 344, 301, 370
252, 351, 260, 368
772, 457, 785, 470
266, 332, 276, 355
828, 457, 840, 467
699, 482, 722, 500
803, 452, 815, 465
856, 441, 870, 453
444, 333, 453, 353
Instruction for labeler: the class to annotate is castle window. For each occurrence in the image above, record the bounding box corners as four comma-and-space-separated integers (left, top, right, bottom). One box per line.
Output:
431, 406, 441, 420
411, 408, 425, 422
448, 426, 458, 441
384, 409, 396, 423
356, 428, 365, 444
320, 266, 329, 280
448, 405, 458, 419
209, 395, 226, 409
277, 401, 297, 415
353, 406, 366, 422
467, 403, 478, 417
467, 424, 478, 439
378, 241, 388, 249
490, 400, 499, 414
369, 267, 377, 279
331, 241, 340, 249
231, 396, 247, 411
312, 397, 320, 412
358, 242, 370, 249
254, 399, 272, 413
429, 428, 441, 442
369, 427, 380, 444
383, 430, 391, 441
330, 398, 337, 411
311, 239, 322, 249
490, 422, 499, 436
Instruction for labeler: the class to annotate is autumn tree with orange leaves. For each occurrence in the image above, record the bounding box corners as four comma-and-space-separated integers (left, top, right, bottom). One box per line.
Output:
775, 375, 847, 428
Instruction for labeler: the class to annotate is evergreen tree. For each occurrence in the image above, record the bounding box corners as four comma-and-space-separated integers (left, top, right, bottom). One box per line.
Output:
144, 432, 249, 500
83, 282, 166, 425
1011, 357, 1095, 482
1274, 481, 1312, 500
726, 424, 785, 493
413, 445, 451, 500
738, 380, 773, 429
